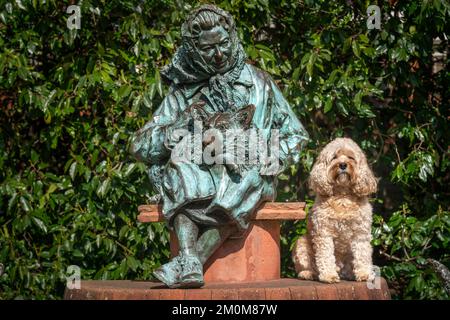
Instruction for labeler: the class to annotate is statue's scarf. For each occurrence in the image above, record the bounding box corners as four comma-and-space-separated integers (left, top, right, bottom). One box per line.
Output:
161, 5, 247, 112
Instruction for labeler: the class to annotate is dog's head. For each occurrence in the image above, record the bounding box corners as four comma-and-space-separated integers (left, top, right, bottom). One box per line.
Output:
308, 138, 377, 197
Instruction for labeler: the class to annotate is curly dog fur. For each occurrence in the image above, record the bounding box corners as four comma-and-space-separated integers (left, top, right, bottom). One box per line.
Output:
293, 138, 378, 283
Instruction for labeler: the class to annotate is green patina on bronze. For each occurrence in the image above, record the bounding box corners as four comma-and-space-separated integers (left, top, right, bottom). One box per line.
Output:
130, 4, 309, 288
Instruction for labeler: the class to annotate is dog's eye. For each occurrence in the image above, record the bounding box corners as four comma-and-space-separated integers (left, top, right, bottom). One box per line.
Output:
332, 155, 337, 160
349, 156, 355, 161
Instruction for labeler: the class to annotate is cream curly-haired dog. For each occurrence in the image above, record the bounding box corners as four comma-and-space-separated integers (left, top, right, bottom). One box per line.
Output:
293, 137, 378, 283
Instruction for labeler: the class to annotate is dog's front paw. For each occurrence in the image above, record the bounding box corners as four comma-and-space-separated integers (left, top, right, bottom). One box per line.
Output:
318, 272, 340, 283
298, 271, 314, 280
354, 270, 372, 282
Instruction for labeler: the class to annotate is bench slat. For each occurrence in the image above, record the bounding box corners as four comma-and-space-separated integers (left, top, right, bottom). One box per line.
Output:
137, 202, 306, 223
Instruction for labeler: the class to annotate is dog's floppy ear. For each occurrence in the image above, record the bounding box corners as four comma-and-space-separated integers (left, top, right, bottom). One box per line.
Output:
352, 152, 378, 196
308, 153, 333, 196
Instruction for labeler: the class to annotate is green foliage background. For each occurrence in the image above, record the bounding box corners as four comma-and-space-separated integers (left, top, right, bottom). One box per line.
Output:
0, 0, 449, 299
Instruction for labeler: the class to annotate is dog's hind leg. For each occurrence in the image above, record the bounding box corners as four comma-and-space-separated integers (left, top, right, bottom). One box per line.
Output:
293, 235, 316, 280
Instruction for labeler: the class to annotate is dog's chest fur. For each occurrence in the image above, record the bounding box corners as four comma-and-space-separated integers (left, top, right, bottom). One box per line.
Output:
310, 195, 371, 238
328, 197, 361, 218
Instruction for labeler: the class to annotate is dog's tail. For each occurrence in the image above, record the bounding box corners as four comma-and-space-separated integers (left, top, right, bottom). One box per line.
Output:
292, 235, 316, 280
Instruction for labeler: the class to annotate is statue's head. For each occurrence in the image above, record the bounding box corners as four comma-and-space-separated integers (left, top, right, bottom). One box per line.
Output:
182, 5, 240, 75
162, 5, 245, 85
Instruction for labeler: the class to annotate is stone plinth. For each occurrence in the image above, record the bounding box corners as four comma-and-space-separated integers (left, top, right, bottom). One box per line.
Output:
137, 202, 306, 283
64, 278, 391, 300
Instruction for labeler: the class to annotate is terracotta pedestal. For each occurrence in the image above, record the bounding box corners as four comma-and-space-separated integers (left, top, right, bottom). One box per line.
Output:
170, 221, 280, 283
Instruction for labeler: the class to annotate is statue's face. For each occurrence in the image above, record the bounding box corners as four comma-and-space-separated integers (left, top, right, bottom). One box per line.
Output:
197, 25, 232, 73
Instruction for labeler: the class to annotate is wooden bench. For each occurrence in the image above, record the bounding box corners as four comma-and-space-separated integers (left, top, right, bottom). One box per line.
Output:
137, 202, 306, 283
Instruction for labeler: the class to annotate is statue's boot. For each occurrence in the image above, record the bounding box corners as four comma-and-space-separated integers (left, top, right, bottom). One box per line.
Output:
153, 256, 182, 288
153, 254, 204, 289
178, 254, 204, 288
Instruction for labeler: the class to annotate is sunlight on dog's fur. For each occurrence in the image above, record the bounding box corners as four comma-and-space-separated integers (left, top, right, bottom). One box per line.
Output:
293, 138, 378, 283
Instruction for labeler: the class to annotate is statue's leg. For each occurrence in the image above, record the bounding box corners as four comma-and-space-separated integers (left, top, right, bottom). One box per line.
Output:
196, 225, 236, 265
174, 212, 199, 257
153, 212, 202, 288
173, 212, 204, 287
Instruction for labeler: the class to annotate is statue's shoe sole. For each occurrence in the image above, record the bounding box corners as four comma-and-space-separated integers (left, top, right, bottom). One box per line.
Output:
153, 270, 177, 288
153, 270, 204, 289
177, 273, 204, 288
171, 279, 204, 289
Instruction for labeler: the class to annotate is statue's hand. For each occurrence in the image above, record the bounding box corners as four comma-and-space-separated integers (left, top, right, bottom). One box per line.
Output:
164, 112, 193, 149
148, 165, 164, 191
186, 101, 208, 121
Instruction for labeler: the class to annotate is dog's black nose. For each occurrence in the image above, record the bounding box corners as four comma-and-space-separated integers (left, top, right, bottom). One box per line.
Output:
339, 163, 347, 170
